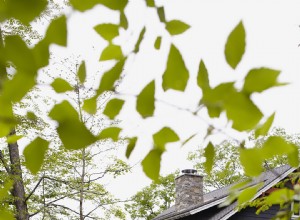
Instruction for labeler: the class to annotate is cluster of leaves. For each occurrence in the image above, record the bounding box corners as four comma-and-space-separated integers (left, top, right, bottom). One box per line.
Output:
125, 173, 177, 220
0, 0, 299, 218
188, 128, 300, 192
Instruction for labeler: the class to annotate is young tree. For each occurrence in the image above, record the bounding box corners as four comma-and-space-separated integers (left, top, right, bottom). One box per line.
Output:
126, 173, 177, 220
188, 128, 300, 191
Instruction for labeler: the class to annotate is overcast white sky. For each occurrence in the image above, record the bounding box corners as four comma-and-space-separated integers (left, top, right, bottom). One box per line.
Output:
41, 0, 300, 202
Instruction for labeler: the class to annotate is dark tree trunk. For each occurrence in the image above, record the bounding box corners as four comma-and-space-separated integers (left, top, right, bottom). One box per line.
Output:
8, 137, 29, 220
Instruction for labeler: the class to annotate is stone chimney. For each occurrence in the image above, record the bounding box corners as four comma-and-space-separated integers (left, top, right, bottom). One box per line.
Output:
175, 169, 204, 212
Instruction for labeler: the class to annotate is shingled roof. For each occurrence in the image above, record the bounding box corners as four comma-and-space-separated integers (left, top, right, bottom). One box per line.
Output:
154, 165, 296, 220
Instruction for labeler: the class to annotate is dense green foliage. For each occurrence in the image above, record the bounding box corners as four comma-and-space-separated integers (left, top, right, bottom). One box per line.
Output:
125, 173, 176, 220
0, 0, 299, 219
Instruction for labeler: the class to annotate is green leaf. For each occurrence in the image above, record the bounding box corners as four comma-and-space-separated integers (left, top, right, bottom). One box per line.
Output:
238, 183, 262, 206
153, 127, 179, 151
103, 98, 125, 119
225, 21, 246, 69
243, 68, 282, 94
142, 149, 162, 181
157, 7, 166, 23
255, 113, 275, 138
100, 44, 123, 61
145, 0, 155, 7
6, 135, 22, 144
98, 127, 121, 141
97, 59, 125, 94
162, 44, 189, 91
51, 78, 73, 93
165, 20, 190, 36
44, 15, 67, 46
70, 0, 127, 11
136, 80, 155, 118
0, 210, 14, 220
77, 61, 86, 84
201, 82, 235, 118
239, 148, 263, 177
24, 137, 49, 174
224, 92, 263, 131
265, 188, 294, 205
126, 137, 137, 158
154, 36, 162, 50
204, 142, 215, 174
32, 41, 50, 69
49, 101, 97, 149
1, 71, 35, 102
134, 27, 146, 53
120, 11, 128, 30
197, 60, 210, 92
4, 36, 36, 72
4, 0, 47, 24
83, 96, 98, 114
94, 24, 119, 42
261, 136, 299, 167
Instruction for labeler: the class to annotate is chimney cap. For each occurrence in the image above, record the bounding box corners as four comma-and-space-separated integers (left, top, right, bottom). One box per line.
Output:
181, 169, 197, 174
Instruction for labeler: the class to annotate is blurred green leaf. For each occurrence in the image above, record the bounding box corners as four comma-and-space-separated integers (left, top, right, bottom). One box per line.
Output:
261, 136, 299, 167
0, 210, 14, 220
70, 0, 127, 11
24, 137, 48, 174
97, 59, 125, 94
142, 149, 162, 181
204, 142, 215, 174
145, 0, 155, 7
1, 71, 35, 102
6, 134, 22, 144
238, 183, 262, 206
44, 15, 67, 46
197, 60, 210, 92
83, 96, 98, 114
201, 82, 235, 118
103, 98, 124, 119
51, 78, 73, 93
120, 11, 128, 29
153, 127, 179, 151
225, 21, 246, 69
4, 35, 36, 72
98, 127, 121, 141
165, 20, 190, 36
239, 148, 263, 177
3, 0, 47, 24
134, 27, 146, 53
255, 113, 275, 138
157, 7, 166, 23
224, 92, 263, 131
162, 44, 189, 91
32, 40, 50, 69
94, 23, 119, 42
154, 36, 162, 50
126, 137, 137, 158
136, 80, 155, 118
77, 61, 86, 84
265, 188, 294, 205
49, 101, 97, 149
100, 44, 123, 61
243, 68, 281, 94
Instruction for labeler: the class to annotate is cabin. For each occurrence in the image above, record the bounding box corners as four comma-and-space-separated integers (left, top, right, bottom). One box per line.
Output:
154, 165, 300, 220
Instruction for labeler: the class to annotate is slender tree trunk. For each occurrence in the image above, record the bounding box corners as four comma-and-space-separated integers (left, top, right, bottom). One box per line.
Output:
79, 148, 86, 220
1, 27, 29, 220
8, 133, 29, 220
